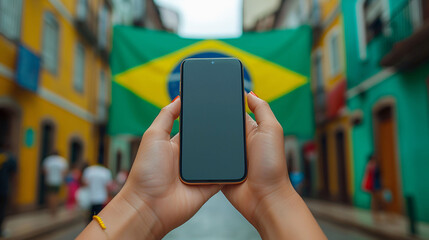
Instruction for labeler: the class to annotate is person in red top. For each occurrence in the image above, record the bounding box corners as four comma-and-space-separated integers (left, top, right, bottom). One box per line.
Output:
362, 153, 383, 220
66, 163, 82, 210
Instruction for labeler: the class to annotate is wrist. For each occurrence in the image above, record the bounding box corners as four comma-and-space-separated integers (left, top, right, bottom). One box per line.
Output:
97, 188, 163, 239
253, 182, 297, 239
253, 183, 326, 240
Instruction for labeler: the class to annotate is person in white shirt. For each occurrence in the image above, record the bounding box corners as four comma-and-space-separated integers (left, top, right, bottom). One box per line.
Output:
82, 163, 112, 222
43, 150, 68, 216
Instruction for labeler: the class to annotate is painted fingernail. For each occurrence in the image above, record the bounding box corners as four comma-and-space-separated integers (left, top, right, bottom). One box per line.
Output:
171, 96, 179, 103
250, 91, 258, 97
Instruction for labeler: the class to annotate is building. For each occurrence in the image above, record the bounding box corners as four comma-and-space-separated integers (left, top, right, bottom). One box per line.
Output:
108, 0, 166, 175
243, 0, 316, 191
309, 0, 352, 203
258, 0, 429, 223
0, 0, 112, 211
343, 0, 429, 222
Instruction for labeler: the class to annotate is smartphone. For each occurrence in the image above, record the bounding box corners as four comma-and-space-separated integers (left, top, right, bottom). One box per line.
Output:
179, 58, 247, 184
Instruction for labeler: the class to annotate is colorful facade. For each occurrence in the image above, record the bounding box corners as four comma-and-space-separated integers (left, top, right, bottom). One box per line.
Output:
310, 0, 353, 204
0, 0, 111, 211
342, 0, 429, 222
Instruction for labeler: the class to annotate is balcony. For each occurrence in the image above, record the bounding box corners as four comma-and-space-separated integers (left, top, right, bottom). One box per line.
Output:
75, 2, 98, 46
380, 0, 429, 70
75, 1, 111, 63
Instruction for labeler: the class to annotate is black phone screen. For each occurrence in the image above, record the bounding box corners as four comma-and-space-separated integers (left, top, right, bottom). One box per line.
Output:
180, 58, 247, 183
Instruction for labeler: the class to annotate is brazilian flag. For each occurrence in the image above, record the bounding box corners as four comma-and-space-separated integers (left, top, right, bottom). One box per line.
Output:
109, 26, 314, 138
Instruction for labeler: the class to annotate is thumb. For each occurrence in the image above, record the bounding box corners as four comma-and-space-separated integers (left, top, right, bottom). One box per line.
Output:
247, 92, 279, 128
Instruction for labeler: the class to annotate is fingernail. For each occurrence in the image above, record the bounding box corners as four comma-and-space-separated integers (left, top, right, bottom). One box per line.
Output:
250, 91, 258, 97
171, 96, 179, 103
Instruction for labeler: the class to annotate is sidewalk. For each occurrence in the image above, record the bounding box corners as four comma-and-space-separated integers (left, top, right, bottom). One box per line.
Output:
2, 207, 85, 240
306, 199, 429, 240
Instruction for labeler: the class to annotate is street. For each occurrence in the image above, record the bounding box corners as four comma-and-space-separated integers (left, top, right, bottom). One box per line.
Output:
37, 193, 381, 240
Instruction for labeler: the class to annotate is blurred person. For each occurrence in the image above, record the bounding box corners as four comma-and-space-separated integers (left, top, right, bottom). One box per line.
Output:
362, 153, 383, 220
287, 153, 304, 193
0, 143, 17, 238
65, 163, 82, 210
43, 150, 68, 216
78, 93, 326, 239
82, 163, 112, 223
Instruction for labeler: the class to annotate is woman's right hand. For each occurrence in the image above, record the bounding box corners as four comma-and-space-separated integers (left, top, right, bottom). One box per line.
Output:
222, 92, 326, 240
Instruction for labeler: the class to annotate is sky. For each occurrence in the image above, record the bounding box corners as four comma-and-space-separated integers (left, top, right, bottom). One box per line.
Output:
155, 0, 243, 38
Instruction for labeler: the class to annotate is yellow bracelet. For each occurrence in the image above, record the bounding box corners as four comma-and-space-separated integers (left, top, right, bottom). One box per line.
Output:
93, 215, 106, 230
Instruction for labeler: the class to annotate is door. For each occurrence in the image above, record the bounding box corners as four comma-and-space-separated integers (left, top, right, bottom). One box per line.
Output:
38, 122, 55, 206
69, 139, 83, 167
0, 109, 12, 150
115, 151, 122, 174
374, 105, 402, 213
422, 0, 429, 21
320, 133, 330, 198
129, 138, 140, 167
0, 106, 20, 212
335, 129, 350, 204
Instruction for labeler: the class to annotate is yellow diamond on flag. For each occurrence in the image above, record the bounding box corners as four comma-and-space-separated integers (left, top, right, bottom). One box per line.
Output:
114, 40, 307, 109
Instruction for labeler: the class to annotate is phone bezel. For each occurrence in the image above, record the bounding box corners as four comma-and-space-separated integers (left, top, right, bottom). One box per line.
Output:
179, 58, 248, 184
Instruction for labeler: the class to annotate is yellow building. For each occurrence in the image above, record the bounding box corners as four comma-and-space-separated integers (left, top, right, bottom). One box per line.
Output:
0, 0, 111, 211
311, 0, 353, 203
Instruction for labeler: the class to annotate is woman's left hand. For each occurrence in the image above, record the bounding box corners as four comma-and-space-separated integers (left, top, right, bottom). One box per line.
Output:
120, 97, 221, 237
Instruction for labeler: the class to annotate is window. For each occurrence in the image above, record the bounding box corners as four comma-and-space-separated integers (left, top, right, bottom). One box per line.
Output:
356, 0, 390, 60
97, 70, 107, 120
77, 0, 88, 20
99, 71, 107, 103
0, 0, 23, 40
363, 0, 384, 43
73, 43, 85, 93
98, 4, 109, 48
312, 50, 323, 90
42, 12, 59, 74
328, 31, 341, 76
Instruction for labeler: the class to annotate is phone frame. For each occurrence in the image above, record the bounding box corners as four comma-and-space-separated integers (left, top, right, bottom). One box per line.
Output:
179, 58, 248, 184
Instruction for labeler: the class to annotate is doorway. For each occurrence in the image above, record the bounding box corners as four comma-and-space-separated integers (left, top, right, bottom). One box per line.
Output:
69, 138, 83, 167
335, 129, 350, 204
0, 109, 13, 151
319, 133, 330, 198
374, 103, 402, 213
38, 121, 56, 206
129, 138, 140, 168
115, 151, 122, 175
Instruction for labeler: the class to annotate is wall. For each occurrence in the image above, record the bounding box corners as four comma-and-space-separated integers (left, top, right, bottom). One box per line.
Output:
0, 0, 111, 208
343, 0, 429, 221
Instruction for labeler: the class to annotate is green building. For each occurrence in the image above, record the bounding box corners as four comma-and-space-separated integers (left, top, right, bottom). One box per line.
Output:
342, 0, 429, 221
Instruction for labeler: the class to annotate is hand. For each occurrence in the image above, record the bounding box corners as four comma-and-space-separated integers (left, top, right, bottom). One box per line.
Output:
222, 92, 325, 239
222, 92, 295, 225
121, 97, 221, 238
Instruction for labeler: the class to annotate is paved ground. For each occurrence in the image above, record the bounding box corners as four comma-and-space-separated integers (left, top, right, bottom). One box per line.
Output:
36, 192, 381, 240
33, 222, 86, 240
307, 199, 429, 240
319, 221, 380, 240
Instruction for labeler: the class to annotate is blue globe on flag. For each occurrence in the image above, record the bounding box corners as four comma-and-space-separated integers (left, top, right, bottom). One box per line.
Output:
167, 52, 253, 101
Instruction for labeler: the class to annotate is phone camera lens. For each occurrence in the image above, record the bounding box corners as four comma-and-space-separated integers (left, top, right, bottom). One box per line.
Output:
211, 61, 214, 64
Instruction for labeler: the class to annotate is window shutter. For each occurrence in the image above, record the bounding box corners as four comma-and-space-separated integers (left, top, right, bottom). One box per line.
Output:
74, 43, 85, 92
0, 0, 23, 40
42, 13, 59, 73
